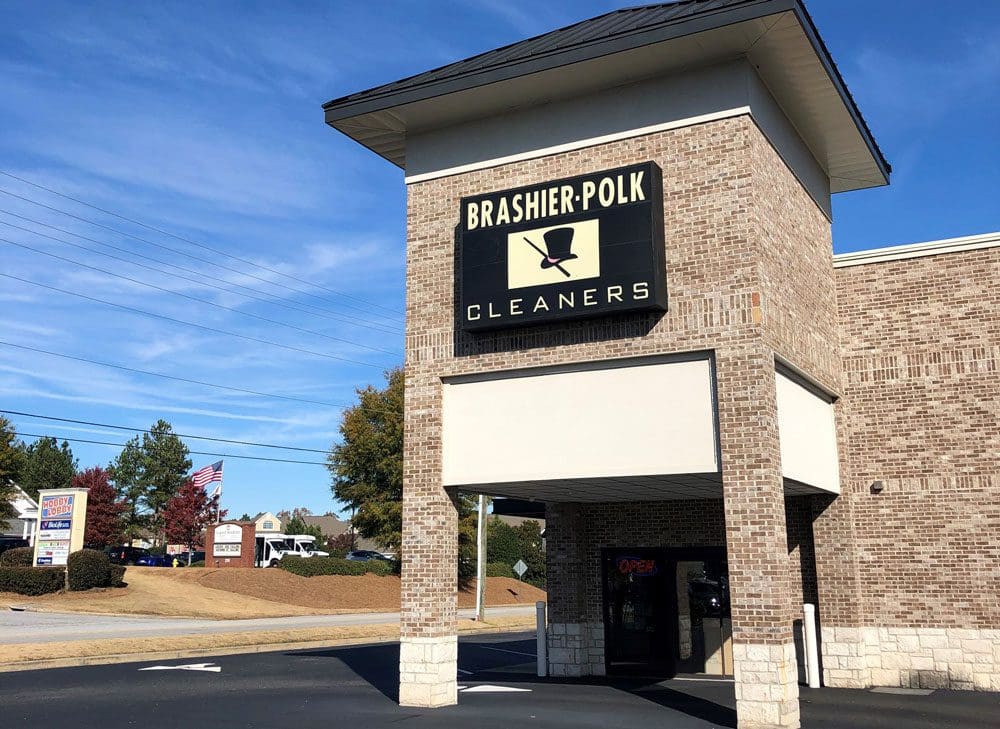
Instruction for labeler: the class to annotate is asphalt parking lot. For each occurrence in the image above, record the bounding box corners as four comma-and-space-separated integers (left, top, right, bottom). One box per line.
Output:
1, 632, 996, 728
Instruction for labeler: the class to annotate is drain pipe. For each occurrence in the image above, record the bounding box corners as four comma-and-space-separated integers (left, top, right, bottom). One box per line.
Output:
803, 603, 820, 688
536, 601, 547, 677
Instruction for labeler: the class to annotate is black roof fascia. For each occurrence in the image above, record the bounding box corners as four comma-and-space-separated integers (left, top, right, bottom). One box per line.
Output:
322, 0, 786, 121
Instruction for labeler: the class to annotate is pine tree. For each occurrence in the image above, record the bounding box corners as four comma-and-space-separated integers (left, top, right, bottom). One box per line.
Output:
19, 436, 77, 501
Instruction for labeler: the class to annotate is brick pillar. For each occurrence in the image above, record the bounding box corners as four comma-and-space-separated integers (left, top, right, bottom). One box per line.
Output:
811, 396, 870, 688
545, 503, 605, 676
717, 347, 800, 729
398, 373, 458, 707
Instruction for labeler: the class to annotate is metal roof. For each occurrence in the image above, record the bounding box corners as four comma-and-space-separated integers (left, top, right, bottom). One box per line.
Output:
323, 0, 750, 114
323, 0, 889, 190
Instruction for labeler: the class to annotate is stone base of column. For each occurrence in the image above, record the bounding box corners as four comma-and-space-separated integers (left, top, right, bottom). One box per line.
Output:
733, 642, 800, 729
820, 626, 871, 689
399, 635, 458, 707
547, 622, 605, 677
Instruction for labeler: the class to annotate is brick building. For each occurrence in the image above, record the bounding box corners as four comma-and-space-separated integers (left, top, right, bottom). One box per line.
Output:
322, 2, 998, 727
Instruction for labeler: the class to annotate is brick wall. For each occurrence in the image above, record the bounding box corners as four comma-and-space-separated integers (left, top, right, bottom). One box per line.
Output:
836, 247, 1000, 630
826, 247, 1000, 690
403, 113, 839, 725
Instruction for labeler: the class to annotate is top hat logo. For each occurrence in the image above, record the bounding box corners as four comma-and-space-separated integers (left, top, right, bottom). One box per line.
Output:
540, 227, 578, 270
508, 219, 600, 289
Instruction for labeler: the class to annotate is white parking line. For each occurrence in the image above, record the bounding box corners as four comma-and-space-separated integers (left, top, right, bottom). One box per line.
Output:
473, 645, 536, 658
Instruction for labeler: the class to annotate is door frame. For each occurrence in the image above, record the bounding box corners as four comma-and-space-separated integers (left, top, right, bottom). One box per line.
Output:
602, 545, 729, 677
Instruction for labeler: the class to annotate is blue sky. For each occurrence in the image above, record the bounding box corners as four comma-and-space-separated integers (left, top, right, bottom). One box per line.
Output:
0, 0, 997, 519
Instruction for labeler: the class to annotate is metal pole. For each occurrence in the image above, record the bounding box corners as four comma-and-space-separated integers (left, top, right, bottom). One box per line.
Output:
803, 603, 820, 688
475, 494, 486, 622
536, 601, 547, 677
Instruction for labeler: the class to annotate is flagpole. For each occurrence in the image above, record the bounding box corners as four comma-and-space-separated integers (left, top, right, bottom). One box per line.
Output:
216, 462, 224, 524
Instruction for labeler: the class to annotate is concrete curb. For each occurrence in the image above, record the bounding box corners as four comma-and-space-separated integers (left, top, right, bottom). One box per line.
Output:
0, 623, 532, 674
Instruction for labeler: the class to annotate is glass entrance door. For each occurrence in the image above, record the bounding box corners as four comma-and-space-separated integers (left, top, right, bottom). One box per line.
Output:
602, 549, 671, 674
674, 553, 732, 676
602, 547, 731, 677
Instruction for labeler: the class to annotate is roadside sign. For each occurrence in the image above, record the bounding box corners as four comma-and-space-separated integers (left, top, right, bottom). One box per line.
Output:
513, 559, 528, 578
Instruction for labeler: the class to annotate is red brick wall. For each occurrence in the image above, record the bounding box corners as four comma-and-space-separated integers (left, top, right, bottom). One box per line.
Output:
835, 247, 1000, 629
205, 522, 255, 568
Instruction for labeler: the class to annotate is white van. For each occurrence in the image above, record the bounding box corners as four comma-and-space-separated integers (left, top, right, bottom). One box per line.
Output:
255, 533, 328, 567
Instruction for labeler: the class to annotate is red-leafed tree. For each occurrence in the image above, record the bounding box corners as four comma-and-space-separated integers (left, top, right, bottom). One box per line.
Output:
78, 467, 127, 548
163, 479, 225, 563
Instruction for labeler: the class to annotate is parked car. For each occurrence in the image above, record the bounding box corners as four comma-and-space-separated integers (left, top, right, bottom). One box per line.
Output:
173, 551, 205, 565
105, 546, 151, 565
135, 553, 172, 567
0, 537, 29, 556
345, 550, 392, 563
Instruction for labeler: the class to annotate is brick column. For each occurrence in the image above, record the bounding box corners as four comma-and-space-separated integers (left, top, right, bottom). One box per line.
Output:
717, 347, 800, 729
398, 373, 458, 707
811, 396, 870, 688
544, 503, 605, 676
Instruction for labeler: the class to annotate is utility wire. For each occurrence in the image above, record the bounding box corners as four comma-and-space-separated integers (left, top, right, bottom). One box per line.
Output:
0, 236, 400, 356
0, 185, 403, 327
0, 170, 404, 317
0, 272, 385, 369
12, 431, 327, 465
0, 340, 398, 415
1, 409, 329, 454
0, 211, 403, 335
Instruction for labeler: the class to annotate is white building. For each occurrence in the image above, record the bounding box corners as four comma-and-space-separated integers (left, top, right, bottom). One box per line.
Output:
3, 484, 39, 545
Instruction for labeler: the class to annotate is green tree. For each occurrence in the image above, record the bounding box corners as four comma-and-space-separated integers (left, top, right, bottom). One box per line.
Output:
327, 368, 477, 574
487, 517, 546, 587
284, 515, 324, 544
107, 420, 191, 542
19, 436, 77, 502
141, 420, 192, 529
108, 435, 147, 538
327, 368, 405, 553
0, 416, 25, 531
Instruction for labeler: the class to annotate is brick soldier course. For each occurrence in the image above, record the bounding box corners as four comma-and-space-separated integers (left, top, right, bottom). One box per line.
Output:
323, 1, 998, 727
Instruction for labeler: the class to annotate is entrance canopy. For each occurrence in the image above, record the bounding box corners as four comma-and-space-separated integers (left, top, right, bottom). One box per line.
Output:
442, 354, 839, 501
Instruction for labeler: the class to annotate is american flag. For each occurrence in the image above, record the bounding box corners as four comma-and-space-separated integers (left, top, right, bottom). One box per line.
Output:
192, 460, 223, 488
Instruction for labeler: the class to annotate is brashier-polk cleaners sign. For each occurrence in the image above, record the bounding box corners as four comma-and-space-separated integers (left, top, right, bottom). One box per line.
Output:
460, 162, 667, 331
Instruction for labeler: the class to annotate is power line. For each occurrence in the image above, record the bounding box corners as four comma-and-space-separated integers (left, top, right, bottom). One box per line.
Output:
1, 271, 387, 369
0, 185, 404, 327
0, 210, 404, 335
0, 340, 401, 417
0, 235, 401, 356
0, 170, 404, 317
1, 410, 329, 454
12, 431, 327, 466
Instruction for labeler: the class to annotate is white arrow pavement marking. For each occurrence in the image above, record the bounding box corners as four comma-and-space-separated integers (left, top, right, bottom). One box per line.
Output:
138, 663, 221, 673
460, 685, 532, 693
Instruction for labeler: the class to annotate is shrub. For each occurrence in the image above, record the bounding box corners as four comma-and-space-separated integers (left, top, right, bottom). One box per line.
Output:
485, 562, 515, 578
0, 566, 65, 595
109, 565, 127, 587
67, 549, 112, 591
189, 560, 205, 567
0, 547, 34, 566
278, 556, 392, 577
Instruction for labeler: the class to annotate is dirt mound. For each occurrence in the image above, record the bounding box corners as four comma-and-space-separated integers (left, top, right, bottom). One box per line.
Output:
196, 568, 545, 612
